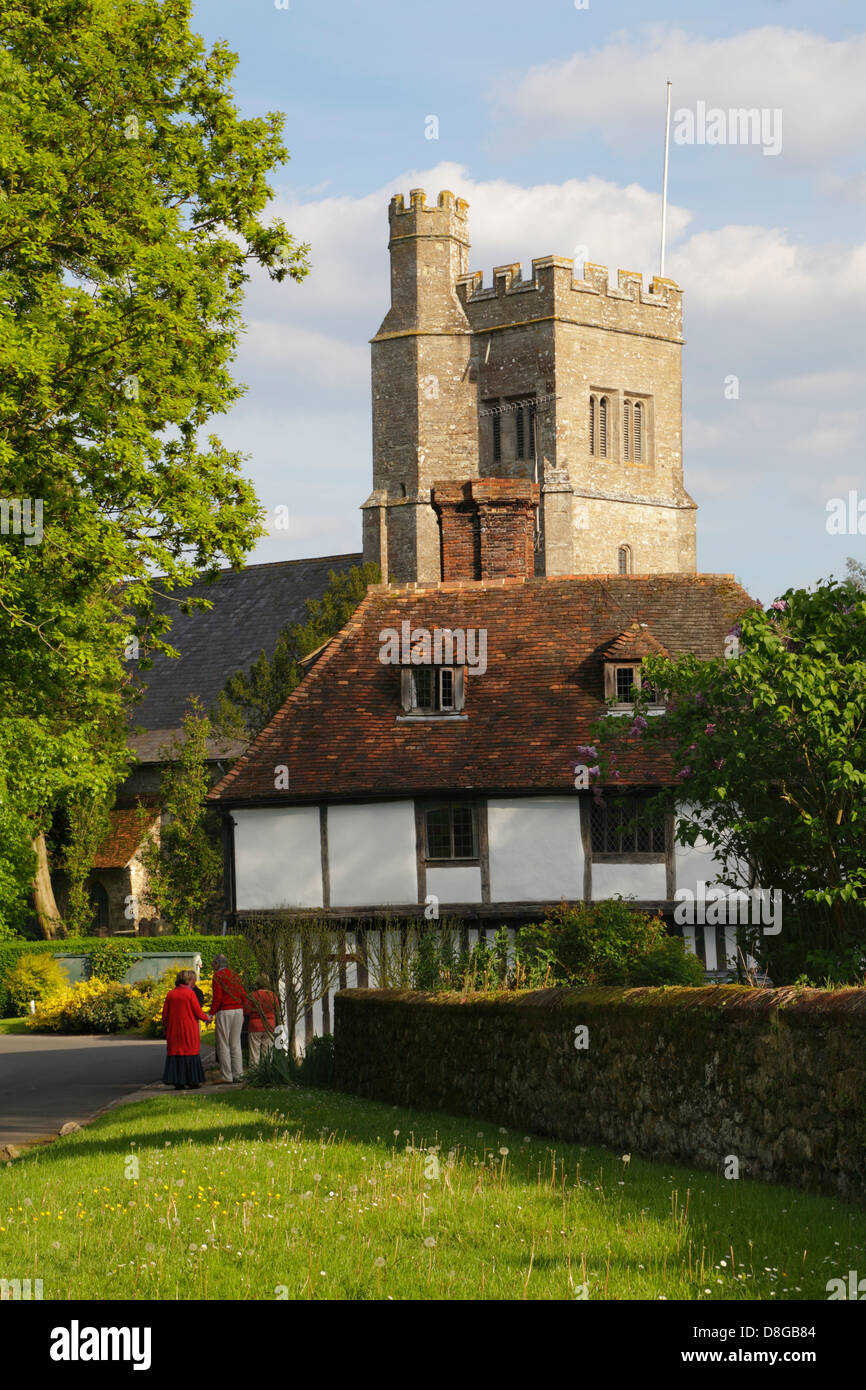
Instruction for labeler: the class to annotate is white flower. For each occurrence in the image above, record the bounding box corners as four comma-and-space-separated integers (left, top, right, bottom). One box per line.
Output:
424, 1236, 436, 1248
374, 1256, 386, 1268
499, 1147, 509, 1156
621, 1154, 631, 1164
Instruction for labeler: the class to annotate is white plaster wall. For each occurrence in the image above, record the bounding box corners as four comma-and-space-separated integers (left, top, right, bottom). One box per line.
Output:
233, 807, 322, 910
673, 804, 724, 896
487, 798, 583, 901
591, 862, 667, 901
328, 802, 418, 906
427, 865, 483, 904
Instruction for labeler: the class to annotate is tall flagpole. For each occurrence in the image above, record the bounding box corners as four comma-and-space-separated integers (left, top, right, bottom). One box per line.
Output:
659, 80, 672, 279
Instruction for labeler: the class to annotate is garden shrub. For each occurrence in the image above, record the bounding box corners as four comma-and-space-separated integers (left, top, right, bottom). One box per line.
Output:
244, 1047, 297, 1088
624, 936, 707, 986
297, 1034, 335, 1089
27, 978, 146, 1034
0, 934, 251, 1015
517, 900, 686, 985
243, 1036, 336, 1090
3, 950, 66, 1015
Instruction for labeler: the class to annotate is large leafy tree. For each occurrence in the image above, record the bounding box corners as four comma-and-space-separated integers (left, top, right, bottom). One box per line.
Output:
213, 562, 380, 741
0, 0, 308, 932
589, 579, 866, 983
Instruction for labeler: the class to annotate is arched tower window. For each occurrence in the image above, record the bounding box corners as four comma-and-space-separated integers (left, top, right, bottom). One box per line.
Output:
633, 401, 643, 461
618, 545, 632, 575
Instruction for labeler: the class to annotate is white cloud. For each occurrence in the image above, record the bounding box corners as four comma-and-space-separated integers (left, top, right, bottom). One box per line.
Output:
498, 26, 866, 169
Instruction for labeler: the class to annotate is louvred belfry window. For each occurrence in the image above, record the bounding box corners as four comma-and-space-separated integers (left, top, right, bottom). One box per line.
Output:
589, 393, 609, 458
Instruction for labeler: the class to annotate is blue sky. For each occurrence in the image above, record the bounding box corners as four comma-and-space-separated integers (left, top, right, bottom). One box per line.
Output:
192, 0, 866, 603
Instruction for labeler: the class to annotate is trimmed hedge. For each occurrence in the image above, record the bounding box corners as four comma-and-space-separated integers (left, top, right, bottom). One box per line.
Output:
0, 935, 253, 1016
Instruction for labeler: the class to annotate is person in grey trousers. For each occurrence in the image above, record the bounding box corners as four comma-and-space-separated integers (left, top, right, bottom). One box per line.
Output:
210, 953, 248, 1083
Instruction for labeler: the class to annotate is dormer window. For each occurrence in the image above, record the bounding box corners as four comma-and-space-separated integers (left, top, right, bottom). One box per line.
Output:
400, 665, 466, 716
411, 665, 455, 711
603, 623, 669, 713
606, 662, 640, 708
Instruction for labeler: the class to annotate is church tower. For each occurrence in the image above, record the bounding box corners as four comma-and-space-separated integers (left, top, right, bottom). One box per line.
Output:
363, 189, 697, 583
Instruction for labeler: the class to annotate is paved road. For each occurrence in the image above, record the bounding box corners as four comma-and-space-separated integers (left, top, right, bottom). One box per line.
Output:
0, 1034, 167, 1146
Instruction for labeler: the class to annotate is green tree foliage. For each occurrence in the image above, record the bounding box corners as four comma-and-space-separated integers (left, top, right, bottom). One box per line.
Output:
61, 792, 114, 939
0, 0, 309, 930
139, 699, 224, 933
213, 562, 380, 740
589, 580, 866, 983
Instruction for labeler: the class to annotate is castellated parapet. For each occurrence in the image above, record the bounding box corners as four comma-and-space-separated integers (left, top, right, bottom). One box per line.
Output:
456, 260, 683, 344
363, 189, 696, 584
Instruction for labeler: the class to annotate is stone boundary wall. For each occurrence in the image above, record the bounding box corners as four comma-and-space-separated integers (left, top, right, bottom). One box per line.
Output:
334, 985, 866, 1202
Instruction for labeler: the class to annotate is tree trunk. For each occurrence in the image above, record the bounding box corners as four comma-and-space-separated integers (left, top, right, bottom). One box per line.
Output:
32, 832, 63, 939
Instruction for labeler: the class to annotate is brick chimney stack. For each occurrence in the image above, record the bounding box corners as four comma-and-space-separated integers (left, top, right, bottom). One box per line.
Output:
432, 479, 539, 581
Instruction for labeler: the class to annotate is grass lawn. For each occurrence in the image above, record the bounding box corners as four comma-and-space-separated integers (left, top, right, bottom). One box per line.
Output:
1, 1086, 863, 1301
0, 1017, 29, 1035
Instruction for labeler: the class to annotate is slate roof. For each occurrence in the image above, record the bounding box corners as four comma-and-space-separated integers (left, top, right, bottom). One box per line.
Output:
126, 554, 362, 759
209, 573, 755, 806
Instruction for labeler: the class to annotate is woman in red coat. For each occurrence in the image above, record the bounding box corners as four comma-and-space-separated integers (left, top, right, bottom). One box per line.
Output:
162, 971, 212, 1090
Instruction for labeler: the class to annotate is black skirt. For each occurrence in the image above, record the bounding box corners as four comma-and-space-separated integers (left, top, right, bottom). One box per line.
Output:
163, 1053, 205, 1086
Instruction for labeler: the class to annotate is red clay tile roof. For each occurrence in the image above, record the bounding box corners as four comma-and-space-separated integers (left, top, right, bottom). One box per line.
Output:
93, 807, 159, 869
208, 574, 755, 805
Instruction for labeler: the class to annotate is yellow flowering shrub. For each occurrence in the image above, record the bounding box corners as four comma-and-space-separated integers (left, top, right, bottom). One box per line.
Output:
27, 978, 147, 1033
138, 969, 212, 1038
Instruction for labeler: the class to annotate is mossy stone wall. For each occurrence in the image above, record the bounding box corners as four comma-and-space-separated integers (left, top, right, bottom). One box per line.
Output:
334, 985, 866, 1201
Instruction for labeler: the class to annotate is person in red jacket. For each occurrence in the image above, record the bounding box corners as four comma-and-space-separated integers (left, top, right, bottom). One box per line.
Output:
247, 974, 280, 1066
162, 971, 212, 1090
211, 954, 248, 1083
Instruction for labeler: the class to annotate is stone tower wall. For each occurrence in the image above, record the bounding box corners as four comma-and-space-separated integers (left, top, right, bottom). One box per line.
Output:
365, 190, 697, 582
